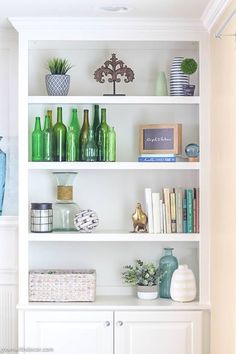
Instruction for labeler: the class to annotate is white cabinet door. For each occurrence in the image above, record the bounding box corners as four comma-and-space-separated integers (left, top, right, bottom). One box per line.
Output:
115, 311, 202, 354
25, 311, 113, 354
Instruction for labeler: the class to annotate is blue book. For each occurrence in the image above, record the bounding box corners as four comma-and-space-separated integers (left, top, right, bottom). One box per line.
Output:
138, 156, 176, 162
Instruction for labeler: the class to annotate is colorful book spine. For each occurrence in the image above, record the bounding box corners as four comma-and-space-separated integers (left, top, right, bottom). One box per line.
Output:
183, 191, 187, 233
176, 188, 183, 233
145, 188, 154, 233
152, 192, 161, 233
186, 189, 193, 233
163, 188, 171, 233
170, 192, 177, 233
138, 156, 176, 162
193, 188, 197, 233
196, 188, 200, 233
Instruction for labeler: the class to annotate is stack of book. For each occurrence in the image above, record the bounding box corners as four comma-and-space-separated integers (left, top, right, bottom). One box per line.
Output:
138, 154, 177, 162
145, 187, 199, 234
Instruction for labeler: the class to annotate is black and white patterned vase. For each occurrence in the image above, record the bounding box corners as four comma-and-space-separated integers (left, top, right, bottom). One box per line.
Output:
170, 57, 189, 96
74, 209, 99, 233
45, 74, 70, 96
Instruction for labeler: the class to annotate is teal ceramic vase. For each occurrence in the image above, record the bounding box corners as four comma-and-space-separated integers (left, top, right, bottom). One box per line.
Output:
155, 72, 168, 96
159, 247, 178, 298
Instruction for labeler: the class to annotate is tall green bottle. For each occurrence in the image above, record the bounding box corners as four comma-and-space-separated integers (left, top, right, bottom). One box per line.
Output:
107, 127, 116, 162
96, 108, 109, 162
42, 115, 53, 161
53, 107, 67, 162
85, 127, 98, 162
69, 108, 80, 160
32, 117, 43, 162
80, 109, 90, 161
47, 110, 53, 129
66, 127, 76, 162
93, 105, 100, 133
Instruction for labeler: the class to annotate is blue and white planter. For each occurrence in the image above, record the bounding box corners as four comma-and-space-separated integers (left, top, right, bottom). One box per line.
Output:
170, 57, 189, 96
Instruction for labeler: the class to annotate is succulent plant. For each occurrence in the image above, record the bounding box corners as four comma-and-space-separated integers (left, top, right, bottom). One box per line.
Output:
122, 259, 164, 286
181, 58, 198, 76
47, 58, 73, 75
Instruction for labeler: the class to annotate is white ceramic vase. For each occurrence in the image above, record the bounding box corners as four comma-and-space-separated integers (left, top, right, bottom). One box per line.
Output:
137, 285, 158, 300
170, 264, 196, 302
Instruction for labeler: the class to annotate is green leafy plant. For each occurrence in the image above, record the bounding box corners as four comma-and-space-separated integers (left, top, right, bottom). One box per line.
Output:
122, 259, 164, 286
47, 58, 73, 75
181, 58, 198, 76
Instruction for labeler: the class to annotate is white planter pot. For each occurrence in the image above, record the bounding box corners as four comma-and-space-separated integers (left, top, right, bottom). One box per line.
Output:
137, 285, 158, 300
45, 74, 70, 96
170, 264, 196, 302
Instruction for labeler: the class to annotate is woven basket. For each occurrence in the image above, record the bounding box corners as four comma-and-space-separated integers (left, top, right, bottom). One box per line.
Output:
29, 269, 96, 302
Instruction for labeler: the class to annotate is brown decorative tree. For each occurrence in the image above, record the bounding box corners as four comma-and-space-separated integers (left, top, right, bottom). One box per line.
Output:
94, 53, 135, 96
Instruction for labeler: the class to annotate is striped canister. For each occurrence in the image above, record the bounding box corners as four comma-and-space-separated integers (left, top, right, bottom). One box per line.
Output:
170, 264, 196, 302
170, 57, 189, 96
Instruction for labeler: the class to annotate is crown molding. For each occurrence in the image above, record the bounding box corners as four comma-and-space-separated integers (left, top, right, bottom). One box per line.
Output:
9, 17, 204, 33
201, 0, 231, 31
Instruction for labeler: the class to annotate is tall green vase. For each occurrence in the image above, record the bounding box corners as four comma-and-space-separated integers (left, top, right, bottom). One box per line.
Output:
155, 71, 168, 96
159, 247, 178, 298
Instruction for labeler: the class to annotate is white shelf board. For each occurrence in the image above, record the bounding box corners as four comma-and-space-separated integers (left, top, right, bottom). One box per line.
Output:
0, 216, 18, 226
17, 296, 210, 311
28, 161, 200, 170
28, 232, 200, 242
28, 96, 200, 105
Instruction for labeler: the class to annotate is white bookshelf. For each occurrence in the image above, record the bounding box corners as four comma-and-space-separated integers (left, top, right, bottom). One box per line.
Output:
11, 17, 210, 353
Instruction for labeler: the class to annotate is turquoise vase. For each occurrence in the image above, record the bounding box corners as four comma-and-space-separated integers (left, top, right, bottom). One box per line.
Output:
159, 248, 178, 298
155, 71, 168, 96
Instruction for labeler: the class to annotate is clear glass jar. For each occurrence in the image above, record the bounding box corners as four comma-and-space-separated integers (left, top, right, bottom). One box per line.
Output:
53, 172, 79, 231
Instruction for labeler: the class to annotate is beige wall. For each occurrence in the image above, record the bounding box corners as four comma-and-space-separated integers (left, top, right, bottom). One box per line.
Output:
211, 2, 236, 354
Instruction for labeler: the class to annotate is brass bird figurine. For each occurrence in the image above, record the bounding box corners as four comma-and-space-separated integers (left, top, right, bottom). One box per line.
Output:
132, 203, 148, 233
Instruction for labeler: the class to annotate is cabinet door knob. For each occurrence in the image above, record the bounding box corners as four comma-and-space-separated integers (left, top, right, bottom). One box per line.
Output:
104, 321, 111, 327
116, 321, 123, 327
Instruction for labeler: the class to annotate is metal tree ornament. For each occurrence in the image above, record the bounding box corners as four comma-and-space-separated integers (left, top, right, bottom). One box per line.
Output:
94, 53, 135, 96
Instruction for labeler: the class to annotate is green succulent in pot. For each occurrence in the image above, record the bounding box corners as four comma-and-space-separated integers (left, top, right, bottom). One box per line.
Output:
45, 57, 73, 96
181, 58, 198, 96
122, 259, 164, 300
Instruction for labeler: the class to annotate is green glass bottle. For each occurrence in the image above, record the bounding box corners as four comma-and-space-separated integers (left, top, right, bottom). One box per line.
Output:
80, 109, 90, 161
107, 127, 116, 162
47, 110, 53, 129
32, 116, 43, 162
53, 107, 67, 162
42, 115, 53, 161
66, 127, 76, 162
96, 108, 109, 162
93, 104, 100, 133
69, 108, 80, 160
85, 127, 98, 162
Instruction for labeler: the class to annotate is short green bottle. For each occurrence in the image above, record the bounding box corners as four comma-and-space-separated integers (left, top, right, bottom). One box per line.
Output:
80, 109, 90, 161
96, 108, 109, 162
66, 127, 76, 162
42, 115, 53, 161
53, 107, 67, 162
107, 127, 116, 162
32, 116, 43, 162
47, 110, 53, 129
85, 127, 98, 162
69, 108, 80, 160
93, 105, 100, 133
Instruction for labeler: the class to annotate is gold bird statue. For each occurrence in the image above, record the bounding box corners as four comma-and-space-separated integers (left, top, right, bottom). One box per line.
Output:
132, 203, 148, 233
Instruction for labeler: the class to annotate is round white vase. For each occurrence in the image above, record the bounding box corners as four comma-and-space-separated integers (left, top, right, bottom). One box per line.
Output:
170, 264, 196, 302
137, 285, 158, 300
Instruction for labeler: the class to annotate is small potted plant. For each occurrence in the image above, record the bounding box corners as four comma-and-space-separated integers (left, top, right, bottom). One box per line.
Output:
45, 58, 73, 96
122, 259, 164, 300
181, 58, 198, 96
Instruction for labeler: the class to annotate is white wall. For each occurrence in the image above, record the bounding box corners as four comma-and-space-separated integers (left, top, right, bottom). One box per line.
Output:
0, 28, 18, 351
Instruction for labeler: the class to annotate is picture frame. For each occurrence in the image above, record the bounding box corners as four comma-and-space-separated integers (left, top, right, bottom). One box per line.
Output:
140, 124, 182, 155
